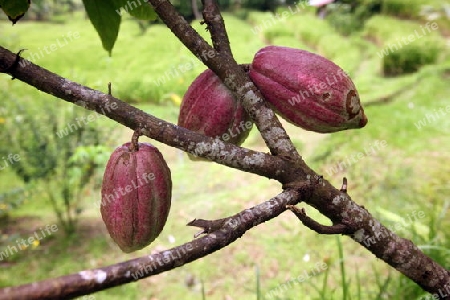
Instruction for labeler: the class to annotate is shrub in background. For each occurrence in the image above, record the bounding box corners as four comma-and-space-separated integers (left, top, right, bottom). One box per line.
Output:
323, 0, 382, 36
0, 93, 111, 235
381, 0, 423, 19
382, 37, 443, 76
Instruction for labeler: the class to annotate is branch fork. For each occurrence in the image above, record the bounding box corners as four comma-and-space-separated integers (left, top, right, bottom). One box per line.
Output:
288, 205, 356, 235
288, 177, 357, 235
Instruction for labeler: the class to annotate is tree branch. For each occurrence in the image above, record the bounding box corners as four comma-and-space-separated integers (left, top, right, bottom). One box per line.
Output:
1, 2, 449, 298
1, 44, 449, 297
287, 205, 351, 234
201, 0, 233, 56
0, 46, 302, 185
148, 0, 301, 161
0, 189, 302, 300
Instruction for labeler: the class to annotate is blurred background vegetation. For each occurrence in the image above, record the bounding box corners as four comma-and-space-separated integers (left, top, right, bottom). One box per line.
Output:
0, 0, 450, 299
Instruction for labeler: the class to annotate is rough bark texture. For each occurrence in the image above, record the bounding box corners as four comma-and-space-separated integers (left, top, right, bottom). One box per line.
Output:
0, 0, 449, 299
0, 190, 304, 299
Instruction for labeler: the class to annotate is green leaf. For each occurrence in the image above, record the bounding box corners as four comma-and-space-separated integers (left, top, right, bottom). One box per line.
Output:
127, 4, 157, 20
0, 0, 30, 24
82, 0, 121, 55
113, 0, 157, 20
128, 6, 157, 20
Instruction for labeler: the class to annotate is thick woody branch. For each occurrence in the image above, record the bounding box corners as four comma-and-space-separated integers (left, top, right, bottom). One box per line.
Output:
308, 191, 450, 298
0, 190, 302, 300
0, 46, 302, 184
148, 0, 301, 161
1, 44, 449, 297
189, 179, 316, 236
1, 3, 450, 298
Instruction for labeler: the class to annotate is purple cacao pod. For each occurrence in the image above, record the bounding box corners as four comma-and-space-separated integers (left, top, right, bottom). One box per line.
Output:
249, 46, 368, 133
100, 142, 172, 253
178, 69, 253, 146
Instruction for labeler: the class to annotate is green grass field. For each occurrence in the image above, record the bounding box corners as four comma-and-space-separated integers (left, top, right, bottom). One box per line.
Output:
1, 3, 450, 299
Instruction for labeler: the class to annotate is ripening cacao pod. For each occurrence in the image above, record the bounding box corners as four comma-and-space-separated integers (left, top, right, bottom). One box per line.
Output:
100, 142, 171, 253
178, 69, 253, 147
249, 46, 368, 133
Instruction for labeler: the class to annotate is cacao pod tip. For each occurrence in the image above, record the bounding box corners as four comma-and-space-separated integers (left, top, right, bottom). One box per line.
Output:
360, 114, 368, 128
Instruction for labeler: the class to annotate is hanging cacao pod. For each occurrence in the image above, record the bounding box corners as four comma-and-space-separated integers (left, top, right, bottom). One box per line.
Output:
101, 142, 171, 253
